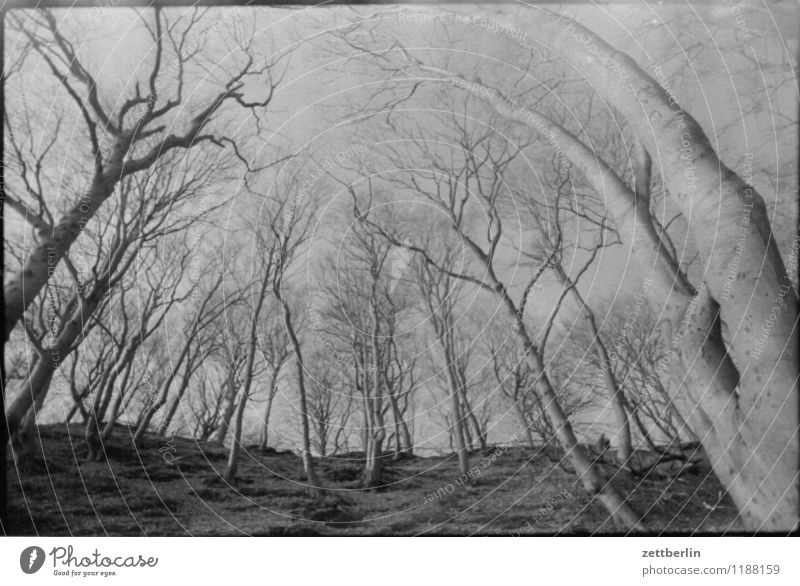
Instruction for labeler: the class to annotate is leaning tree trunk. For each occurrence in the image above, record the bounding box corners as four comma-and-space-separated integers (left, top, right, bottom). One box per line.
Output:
5, 282, 109, 443
511, 315, 641, 530
552, 265, 634, 471
224, 276, 271, 483
429, 51, 794, 528
132, 338, 191, 446
521, 7, 798, 530
2, 133, 133, 341
11, 388, 47, 464
522, 352, 641, 529
210, 377, 238, 445
279, 297, 320, 489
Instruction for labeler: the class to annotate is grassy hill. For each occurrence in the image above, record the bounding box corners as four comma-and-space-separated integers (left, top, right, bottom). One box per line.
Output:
5, 423, 741, 535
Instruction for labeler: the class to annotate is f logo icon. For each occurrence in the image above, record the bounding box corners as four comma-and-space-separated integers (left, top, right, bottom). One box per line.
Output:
20, 546, 45, 574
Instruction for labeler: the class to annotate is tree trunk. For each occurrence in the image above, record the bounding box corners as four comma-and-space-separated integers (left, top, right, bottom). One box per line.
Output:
553, 265, 634, 470
432, 53, 793, 528
223, 393, 248, 483
442, 346, 470, 475
279, 297, 320, 489
518, 328, 641, 530
5, 284, 107, 442
132, 338, 192, 446
210, 379, 237, 445
101, 359, 135, 440
258, 379, 278, 451
156, 369, 194, 437
459, 385, 486, 450
525, 8, 798, 530
399, 419, 413, 455
3, 142, 130, 341
514, 403, 537, 449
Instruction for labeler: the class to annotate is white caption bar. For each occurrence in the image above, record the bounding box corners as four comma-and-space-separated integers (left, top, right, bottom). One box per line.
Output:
1, 537, 797, 584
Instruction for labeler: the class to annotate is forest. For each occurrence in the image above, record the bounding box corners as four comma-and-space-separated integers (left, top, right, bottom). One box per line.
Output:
2, 2, 798, 535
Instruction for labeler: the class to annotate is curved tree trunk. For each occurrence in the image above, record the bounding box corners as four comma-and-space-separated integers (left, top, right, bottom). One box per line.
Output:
509, 305, 641, 530
526, 8, 798, 530
3, 148, 128, 341
4, 282, 109, 443
423, 48, 795, 528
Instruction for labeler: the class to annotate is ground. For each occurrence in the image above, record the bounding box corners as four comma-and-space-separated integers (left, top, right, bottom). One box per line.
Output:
5, 424, 741, 535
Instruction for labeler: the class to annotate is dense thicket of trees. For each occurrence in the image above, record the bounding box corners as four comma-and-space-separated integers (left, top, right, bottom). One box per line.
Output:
4, 5, 796, 531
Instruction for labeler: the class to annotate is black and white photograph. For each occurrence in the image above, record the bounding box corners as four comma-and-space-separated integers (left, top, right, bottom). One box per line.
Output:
0, 0, 798, 571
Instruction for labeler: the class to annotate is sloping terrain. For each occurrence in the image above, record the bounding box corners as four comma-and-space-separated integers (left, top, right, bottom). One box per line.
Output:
5, 424, 741, 535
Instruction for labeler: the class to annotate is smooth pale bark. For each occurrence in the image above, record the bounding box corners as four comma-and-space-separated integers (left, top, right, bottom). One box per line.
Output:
257, 378, 279, 451
520, 9, 798, 529
427, 59, 795, 529
363, 304, 387, 486
4, 55, 237, 341
4, 228, 138, 445
224, 275, 271, 483
493, 285, 642, 529
524, 341, 641, 528
550, 264, 634, 470
458, 381, 487, 451
3, 135, 129, 340
420, 271, 470, 473
443, 346, 470, 475
11, 388, 46, 462
278, 296, 320, 489
5, 287, 105, 442
223, 392, 248, 483
210, 377, 238, 445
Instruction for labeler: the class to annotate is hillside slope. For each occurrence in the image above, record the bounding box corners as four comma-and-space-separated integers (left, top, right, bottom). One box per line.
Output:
5, 424, 741, 535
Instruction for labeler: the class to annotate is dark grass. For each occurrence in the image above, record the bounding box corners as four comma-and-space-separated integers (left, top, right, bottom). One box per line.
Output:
4, 423, 742, 536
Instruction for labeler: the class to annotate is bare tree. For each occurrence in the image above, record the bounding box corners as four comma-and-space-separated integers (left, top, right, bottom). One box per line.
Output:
305, 356, 355, 457
314, 204, 415, 485
255, 310, 292, 452
132, 267, 231, 447
222, 207, 286, 483
344, 109, 640, 528
412, 246, 471, 474
3, 8, 288, 342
